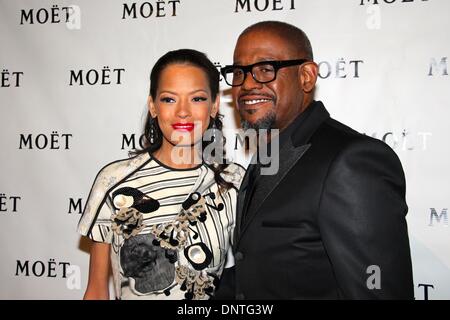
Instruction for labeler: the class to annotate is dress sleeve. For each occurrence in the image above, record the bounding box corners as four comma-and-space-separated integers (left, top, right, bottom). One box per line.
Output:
77, 166, 115, 244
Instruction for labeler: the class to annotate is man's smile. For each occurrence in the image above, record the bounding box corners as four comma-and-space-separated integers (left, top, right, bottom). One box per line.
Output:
238, 93, 275, 111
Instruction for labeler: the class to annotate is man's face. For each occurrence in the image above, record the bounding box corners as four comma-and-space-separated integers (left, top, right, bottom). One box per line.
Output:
232, 30, 305, 131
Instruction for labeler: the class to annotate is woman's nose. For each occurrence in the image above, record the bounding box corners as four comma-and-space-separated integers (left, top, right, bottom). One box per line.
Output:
176, 99, 191, 118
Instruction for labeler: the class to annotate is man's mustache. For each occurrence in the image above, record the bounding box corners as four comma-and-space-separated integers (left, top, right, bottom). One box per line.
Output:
238, 91, 275, 100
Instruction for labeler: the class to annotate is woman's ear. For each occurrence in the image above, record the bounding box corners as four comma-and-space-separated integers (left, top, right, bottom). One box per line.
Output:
211, 95, 220, 118
298, 62, 318, 94
147, 96, 157, 118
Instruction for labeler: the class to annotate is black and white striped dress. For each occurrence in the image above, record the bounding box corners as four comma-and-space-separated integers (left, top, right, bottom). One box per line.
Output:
77, 151, 245, 300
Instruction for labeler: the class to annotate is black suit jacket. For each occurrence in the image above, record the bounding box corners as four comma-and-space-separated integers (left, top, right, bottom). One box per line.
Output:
216, 101, 414, 300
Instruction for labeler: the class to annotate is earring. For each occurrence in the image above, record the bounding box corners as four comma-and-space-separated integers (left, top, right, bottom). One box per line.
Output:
211, 118, 217, 142
150, 121, 155, 144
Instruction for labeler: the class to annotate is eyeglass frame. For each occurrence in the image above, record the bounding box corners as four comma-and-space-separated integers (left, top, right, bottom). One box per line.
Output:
220, 59, 310, 87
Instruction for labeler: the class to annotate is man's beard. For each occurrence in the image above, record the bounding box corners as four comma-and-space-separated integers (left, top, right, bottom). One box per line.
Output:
240, 110, 276, 131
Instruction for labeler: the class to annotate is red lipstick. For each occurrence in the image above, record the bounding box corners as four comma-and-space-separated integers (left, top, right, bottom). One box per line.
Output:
172, 123, 195, 132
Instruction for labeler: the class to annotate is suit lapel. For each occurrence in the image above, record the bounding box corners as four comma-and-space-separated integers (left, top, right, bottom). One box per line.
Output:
237, 142, 311, 241
233, 162, 254, 245
234, 100, 331, 247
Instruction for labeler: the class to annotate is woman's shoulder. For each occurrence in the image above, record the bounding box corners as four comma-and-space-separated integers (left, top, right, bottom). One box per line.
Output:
219, 161, 246, 190
92, 152, 151, 189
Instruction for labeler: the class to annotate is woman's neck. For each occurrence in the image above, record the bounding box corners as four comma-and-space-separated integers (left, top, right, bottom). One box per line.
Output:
152, 142, 202, 169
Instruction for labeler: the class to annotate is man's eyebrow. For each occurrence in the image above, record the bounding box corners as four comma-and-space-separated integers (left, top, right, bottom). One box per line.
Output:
257, 57, 278, 62
233, 57, 279, 65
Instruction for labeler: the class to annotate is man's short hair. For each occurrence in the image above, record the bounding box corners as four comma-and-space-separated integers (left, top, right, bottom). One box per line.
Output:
240, 21, 314, 61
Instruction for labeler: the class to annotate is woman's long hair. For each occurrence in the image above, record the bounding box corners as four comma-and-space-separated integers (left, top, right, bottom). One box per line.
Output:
130, 49, 233, 190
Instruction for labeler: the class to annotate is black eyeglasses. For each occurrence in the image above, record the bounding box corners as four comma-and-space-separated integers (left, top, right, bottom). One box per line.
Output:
220, 59, 309, 87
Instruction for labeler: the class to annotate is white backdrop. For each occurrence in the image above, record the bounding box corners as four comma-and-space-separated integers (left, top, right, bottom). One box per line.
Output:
1, 0, 449, 300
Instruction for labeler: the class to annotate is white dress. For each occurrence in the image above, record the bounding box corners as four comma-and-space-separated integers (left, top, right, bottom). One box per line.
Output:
77, 151, 244, 300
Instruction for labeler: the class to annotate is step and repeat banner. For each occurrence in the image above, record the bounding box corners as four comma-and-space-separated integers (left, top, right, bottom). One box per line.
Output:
1, 0, 449, 299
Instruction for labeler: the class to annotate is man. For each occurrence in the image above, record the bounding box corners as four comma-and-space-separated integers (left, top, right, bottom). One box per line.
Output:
216, 21, 414, 299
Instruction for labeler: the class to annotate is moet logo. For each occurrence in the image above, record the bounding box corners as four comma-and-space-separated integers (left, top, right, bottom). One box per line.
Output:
0, 194, 21, 213
359, 0, 429, 5
214, 62, 224, 82
16, 259, 71, 278
122, 1, 181, 19
1, 69, 23, 88
367, 130, 432, 151
235, 0, 296, 12
122, 130, 280, 175
428, 57, 448, 76
317, 59, 364, 79
69, 67, 125, 86
20, 5, 76, 25
19, 131, 73, 150
122, 134, 147, 150
122, 132, 269, 152
418, 283, 434, 300
69, 198, 83, 214
15, 259, 81, 290
429, 208, 448, 226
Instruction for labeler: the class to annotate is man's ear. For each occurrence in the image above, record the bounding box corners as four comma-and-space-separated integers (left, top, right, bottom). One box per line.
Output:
147, 96, 157, 118
211, 95, 220, 118
299, 62, 318, 94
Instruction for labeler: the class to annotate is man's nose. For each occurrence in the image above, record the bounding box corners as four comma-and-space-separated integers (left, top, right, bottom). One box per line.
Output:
241, 71, 263, 91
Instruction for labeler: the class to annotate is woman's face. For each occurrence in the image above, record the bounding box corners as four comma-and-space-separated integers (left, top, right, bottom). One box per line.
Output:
148, 64, 219, 148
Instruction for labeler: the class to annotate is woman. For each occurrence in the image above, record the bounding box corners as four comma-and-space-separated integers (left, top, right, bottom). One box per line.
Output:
77, 49, 244, 300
